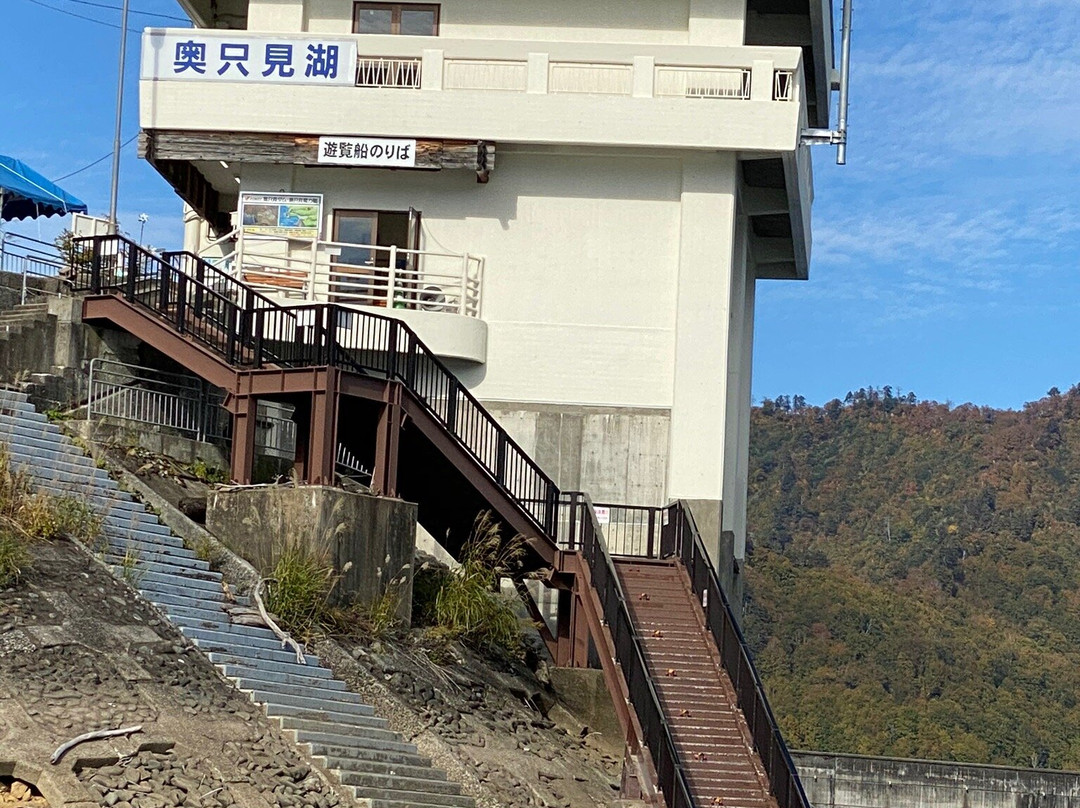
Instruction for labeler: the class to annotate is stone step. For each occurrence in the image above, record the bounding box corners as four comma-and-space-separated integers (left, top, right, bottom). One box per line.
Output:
141, 588, 226, 612
252, 689, 375, 718
226, 669, 349, 695
138, 577, 228, 606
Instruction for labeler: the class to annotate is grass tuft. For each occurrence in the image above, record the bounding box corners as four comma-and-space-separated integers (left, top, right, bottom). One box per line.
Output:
432, 512, 527, 656
265, 543, 346, 642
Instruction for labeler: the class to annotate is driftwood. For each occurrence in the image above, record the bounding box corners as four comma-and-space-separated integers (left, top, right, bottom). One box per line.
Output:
254, 578, 307, 665
51, 725, 143, 764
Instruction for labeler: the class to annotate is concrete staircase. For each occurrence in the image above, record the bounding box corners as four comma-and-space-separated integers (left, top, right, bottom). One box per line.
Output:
0, 389, 474, 808
0, 301, 49, 335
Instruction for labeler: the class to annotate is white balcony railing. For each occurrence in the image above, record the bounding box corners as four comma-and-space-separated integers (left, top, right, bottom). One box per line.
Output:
773, 69, 795, 102
549, 62, 633, 95
443, 59, 528, 92
356, 57, 421, 88
231, 234, 484, 318
655, 66, 751, 99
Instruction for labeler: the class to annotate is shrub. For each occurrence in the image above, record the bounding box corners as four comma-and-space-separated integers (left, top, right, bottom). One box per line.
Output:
433, 512, 527, 655
0, 529, 29, 587
265, 543, 347, 642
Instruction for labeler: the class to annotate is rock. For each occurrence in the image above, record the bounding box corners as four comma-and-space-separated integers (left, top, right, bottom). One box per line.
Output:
9, 781, 30, 800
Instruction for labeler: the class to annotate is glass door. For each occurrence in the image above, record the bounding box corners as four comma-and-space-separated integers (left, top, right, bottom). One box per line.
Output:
332, 211, 379, 305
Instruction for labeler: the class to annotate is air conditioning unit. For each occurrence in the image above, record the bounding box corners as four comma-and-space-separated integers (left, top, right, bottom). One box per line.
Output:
418, 284, 452, 312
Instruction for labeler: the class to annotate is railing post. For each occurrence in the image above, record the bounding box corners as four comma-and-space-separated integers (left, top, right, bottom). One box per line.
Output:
125, 244, 138, 300
386, 320, 399, 379
226, 306, 238, 364
90, 237, 102, 293
459, 254, 470, 315
158, 261, 170, 312
194, 256, 205, 318
495, 433, 507, 486
312, 306, 326, 366
445, 379, 458, 432
175, 273, 187, 333
253, 309, 265, 369
387, 245, 398, 308
647, 508, 656, 558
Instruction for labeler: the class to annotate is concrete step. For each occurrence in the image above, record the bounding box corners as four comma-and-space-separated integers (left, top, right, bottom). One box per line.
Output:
161, 602, 233, 626
104, 546, 210, 572
339, 770, 463, 799
279, 717, 402, 746
264, 702, 387, 731
137, 577, 228, 604
322, 755, 447, 783
137, 588, 225, 613
206, 652, 325, 677
350, 785, 473, 808
289, 728, 418, 757
180, 625, 307, 655
307, 742, 433, 771
250, 689, 375, 717
169, 613, 277, 642
226, 671, 349, 697
134, 568, 223, 593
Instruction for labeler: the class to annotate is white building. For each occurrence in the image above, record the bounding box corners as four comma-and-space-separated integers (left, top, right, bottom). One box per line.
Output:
141, 0, 837, 585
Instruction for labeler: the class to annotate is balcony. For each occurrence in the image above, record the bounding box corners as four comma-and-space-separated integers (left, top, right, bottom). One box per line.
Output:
140, 30, 806, 152
217, 233, 487, 363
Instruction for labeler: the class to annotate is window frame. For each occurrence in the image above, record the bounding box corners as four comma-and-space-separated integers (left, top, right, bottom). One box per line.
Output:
352, 2, 441, 36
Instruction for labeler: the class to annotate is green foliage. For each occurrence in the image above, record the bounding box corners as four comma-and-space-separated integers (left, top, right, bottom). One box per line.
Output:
0, 450, 101, 586
265, 543, 344, 642
44, 408, 72, 423
187, 459, 228, 485
745, 386, 1080, 769
432, 512, 526, 656
118, 544, 142, 586
0, 530, 29, 588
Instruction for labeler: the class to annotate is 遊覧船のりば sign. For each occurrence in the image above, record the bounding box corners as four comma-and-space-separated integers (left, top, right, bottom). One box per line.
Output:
317, 137, 418, 168
240, 193, 323, 239
142, 32, 357, 86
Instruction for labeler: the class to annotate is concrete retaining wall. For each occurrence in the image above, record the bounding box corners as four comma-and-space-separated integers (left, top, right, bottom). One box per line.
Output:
207, 485, 418, 622
793, 752, 1080, 808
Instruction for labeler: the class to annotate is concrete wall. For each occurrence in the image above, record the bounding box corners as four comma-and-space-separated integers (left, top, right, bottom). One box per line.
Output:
485, 402, 670, 506
260, 0, 748, 45
207, 486, 418, 621
793, 752, 1080, 808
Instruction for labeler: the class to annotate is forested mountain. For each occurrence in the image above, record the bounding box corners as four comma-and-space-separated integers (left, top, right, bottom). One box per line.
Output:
743, 386, 1080, 770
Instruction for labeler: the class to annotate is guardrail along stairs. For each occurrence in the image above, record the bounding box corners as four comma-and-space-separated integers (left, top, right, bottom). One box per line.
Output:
68, 235, 809, 808
0, 389, 475, 808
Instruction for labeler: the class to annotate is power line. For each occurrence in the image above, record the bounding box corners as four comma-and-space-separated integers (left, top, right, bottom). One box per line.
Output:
53, 134, 138, 182
22, 0, 142, 32
61, 0, 189, 22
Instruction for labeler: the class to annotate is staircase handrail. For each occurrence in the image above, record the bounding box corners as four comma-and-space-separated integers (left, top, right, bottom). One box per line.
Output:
75, 234, 559, 538
561, 491, 696, 808
673, 503, 812, 808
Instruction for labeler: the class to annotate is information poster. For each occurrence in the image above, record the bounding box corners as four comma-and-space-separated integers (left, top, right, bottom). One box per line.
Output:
239, 193, 323, 239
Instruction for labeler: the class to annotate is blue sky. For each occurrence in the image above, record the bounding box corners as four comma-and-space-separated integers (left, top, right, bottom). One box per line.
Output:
2, 0, 1077, 410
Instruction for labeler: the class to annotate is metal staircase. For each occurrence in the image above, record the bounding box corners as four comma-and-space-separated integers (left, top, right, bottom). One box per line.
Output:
0, 389, 474, 808
66, 234, 809, 808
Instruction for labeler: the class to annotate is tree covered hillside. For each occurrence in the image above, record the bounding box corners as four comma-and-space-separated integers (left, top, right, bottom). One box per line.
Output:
743, 387, 1080, 770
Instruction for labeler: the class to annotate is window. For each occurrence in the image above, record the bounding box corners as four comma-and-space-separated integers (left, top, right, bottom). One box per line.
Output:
353, 3, 440, 36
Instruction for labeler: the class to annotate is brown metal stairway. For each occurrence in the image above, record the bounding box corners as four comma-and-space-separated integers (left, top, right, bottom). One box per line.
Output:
617, 559, 776, 808
69, 234, 811, 808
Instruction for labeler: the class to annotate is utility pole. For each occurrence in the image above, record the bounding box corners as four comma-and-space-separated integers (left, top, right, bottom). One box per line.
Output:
107, 0, 132, 231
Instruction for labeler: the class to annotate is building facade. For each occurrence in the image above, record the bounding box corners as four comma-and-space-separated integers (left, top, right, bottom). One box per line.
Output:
141, 0, 835, 574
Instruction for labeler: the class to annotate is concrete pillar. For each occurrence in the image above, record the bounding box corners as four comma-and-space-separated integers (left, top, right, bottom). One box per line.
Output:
667, 153, 738, 564
246, 0, 304, 32
722, 215, 754, 562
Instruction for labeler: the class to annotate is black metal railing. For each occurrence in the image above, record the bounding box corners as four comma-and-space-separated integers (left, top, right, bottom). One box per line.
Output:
561, 491, 696, 808
670, 504, 811, 808
74, 235, 559, 537
559, 493, 811, 808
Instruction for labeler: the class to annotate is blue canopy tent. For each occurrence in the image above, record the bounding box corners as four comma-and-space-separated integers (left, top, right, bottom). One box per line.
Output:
0, 155, 88, 221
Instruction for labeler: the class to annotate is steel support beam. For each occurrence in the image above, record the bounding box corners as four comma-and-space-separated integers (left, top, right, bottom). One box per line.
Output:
230, 395, 258, 484
373, 384, 403, 498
